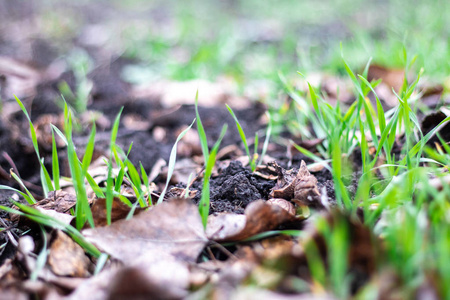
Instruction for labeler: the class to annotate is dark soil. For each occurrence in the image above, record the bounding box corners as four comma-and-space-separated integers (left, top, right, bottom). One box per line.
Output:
190, 161, 276, 214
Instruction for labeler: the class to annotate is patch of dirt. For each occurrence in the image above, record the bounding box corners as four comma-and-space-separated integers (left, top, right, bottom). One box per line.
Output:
191, 161, 276, 214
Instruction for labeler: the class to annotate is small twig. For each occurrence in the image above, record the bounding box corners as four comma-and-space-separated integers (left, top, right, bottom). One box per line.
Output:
0, 218, 18, 247
208, 241, 237, 262
2, 151, 20, 177
180, 169, 202, 198
206, 246, 217, 262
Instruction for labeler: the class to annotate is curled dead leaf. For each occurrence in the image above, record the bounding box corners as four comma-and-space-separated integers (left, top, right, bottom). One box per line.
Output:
270, 161, 321, 206
266, 198, 295, 216
207, 200, 297, 242
293, 161, 320, 203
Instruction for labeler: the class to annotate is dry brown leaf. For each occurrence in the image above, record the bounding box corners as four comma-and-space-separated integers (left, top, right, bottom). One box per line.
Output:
293, 161, 320, 203
83, 198, 208, 265
33, 114, 66, 150
48, 230, 91, 277
13, 192, 75, 225
266, 198, 295, 216
367, 64, 405, 108
207, 200, 297, 242
89, 197, 143, 228
270, 161, 321, 205
367, 65, 404, 92
32, 190, 77, 214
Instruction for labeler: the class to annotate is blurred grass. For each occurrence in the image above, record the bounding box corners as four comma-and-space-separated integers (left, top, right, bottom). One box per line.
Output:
112, 0, 449, 84
24, 0, 448, 89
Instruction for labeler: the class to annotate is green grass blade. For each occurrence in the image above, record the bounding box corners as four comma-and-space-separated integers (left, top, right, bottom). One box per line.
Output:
195, 90, 209, 163
158, 119, 196, 204
81, 123, 96, 175
226, 104, 250, 159
105, 160, 114, 225
110, 108, 124, 153
1, 202, 101, 257
51, 129, 60, 190
85, 172, 105, 198
30, 226, 48, 281
290, 140, 331, 171
0, 184, 35, 204
50, 124, 68, 146
258, 112, 273, 166
358, 75, 386, 133
199, 124, 227, 228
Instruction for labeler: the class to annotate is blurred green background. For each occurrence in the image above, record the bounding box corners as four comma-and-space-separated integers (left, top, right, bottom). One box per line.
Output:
1, 0, 449, 89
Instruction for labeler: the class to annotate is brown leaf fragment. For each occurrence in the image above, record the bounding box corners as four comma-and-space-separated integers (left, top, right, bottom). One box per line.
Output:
367, 64, 404, 92
293, 161, 321, 204
33, 114, 66, 150
266, 198, 295, 216
269, 162, 299, 199
89, 197, 143, 228
168, 186, 198, 199
269, 161, 321, 206
48, 230, 92, 277
83, 198, 208, 265
14, 190, 76, 226
32, 190, 77, 214
207, 200, 296, 242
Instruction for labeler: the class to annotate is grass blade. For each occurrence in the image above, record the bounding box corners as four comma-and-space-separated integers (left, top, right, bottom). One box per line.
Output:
199, 124, 227, 228
158, 119, 196, 204
226, 104, 250, 159
195, 90, 209, 163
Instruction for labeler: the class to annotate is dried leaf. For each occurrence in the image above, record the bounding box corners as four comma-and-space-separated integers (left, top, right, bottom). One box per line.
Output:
293, 161, 320, 203
48, 230, 91, 277
83, 198, 208, 265
367, 65, 404, 92
89, 197, 143, 228
270, 161, 321, 205
207, 200, 297, 242
32, 190, 77, 214
266, 198, 295, 216
269, 162, 299, 199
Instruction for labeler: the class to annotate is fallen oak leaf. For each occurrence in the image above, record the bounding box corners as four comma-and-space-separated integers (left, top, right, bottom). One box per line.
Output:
83, 198, 208, 265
